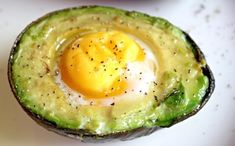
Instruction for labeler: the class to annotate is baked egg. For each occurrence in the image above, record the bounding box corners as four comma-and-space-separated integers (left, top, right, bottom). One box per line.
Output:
55, 31, 157, 106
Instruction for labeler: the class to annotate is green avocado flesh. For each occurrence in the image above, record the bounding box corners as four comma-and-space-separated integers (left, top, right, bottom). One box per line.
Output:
11, 6, 209, 135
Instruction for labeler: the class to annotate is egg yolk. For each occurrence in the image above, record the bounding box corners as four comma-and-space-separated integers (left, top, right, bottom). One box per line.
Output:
59, 31, 145, 98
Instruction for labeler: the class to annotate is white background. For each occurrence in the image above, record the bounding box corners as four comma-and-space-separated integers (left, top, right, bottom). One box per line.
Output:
0, 0, 235, 146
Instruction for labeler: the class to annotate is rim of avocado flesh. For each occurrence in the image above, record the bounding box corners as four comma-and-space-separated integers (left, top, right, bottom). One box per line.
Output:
8, 5, 215, 142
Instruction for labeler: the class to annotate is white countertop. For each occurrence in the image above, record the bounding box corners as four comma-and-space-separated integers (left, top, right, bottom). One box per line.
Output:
0, 0, 235, 146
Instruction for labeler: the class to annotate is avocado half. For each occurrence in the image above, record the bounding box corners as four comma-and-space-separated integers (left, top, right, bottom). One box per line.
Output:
8, 6, 215, 142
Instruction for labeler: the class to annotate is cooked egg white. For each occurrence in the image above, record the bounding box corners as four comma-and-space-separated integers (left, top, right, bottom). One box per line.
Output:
55, 31, 157, 107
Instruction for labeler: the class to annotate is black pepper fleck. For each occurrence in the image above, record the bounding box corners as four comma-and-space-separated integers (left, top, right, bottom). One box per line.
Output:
194, 4, 205, 15
188, 69, 191, 74
154, 82, 158, 86
154, 95, 158, 101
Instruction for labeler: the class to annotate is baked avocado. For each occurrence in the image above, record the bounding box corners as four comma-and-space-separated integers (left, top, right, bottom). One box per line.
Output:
8, 6, 215, 142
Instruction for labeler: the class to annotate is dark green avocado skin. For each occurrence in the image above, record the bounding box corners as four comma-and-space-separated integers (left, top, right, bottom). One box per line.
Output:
8, 6, 215, 142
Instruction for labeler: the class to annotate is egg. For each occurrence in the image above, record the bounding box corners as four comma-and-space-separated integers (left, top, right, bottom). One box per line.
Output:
55, 31, 158, 107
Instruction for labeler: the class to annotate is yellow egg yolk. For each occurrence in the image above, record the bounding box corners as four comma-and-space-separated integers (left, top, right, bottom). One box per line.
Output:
59, 31, 145, 98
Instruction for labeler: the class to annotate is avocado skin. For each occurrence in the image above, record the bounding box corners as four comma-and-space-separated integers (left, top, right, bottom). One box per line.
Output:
31, 111, 161, 142
8, 5, 215, 142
